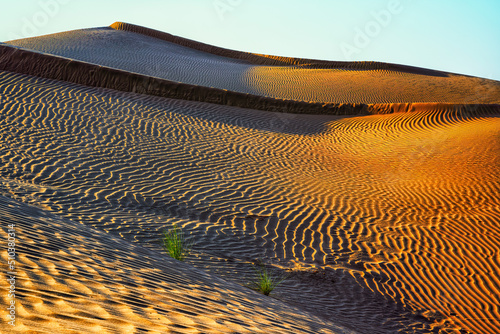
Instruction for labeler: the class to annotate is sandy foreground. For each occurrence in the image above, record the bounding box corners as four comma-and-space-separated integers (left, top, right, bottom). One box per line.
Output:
1, 23, 500, 333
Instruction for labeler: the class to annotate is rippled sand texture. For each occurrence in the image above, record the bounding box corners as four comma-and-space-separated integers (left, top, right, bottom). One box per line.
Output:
6, 22, 500, 104
0, 70, 499, 333
2, 22, 500, 334
0, 196, 351, 334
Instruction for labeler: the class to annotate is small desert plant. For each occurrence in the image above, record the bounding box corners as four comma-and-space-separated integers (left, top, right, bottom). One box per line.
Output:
161, 224, 193, 261
248, 264, 288, 296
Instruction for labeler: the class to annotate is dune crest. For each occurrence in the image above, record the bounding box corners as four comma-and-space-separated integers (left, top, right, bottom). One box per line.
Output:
5, 23, 500, 107
109, 21, 468, 76
0, 43, 498, 118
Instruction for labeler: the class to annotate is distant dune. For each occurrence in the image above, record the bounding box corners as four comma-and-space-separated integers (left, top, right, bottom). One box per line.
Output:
1, 23, 499, 334
3, 22, 499, 110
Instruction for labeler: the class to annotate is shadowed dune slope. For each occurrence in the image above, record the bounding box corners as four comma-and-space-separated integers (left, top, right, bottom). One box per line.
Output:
5, 22, 500, 105
1, 69, 499, 333
0, 195, 353, 334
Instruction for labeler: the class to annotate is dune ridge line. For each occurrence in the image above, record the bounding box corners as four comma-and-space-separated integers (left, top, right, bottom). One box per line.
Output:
1, 42, 498, 117
109, 22, 455, 77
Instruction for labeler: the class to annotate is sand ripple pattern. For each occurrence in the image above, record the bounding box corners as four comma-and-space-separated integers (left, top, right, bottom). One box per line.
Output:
1, 70, 500, 333
244, 67, 500, 104
0, 195, 353, 333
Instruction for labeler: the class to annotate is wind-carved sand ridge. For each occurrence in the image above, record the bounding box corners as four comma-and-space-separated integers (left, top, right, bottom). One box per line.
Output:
1, 23, 500, 333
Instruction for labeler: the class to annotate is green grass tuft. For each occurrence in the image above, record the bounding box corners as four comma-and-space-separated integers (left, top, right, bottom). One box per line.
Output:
249, 264, 288, 296
161, 224, 193, 261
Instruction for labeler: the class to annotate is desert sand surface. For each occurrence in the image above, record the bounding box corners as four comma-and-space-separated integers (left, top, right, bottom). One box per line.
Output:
6, 22, 500, 105
0, 193, 353, 333
1, 23, 500, 334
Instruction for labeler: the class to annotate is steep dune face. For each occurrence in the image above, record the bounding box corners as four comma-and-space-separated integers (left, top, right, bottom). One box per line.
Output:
1, 22, 500, 334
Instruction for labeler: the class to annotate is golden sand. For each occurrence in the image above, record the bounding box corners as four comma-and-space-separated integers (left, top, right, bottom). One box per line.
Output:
0, 195, 347, 333
1, 23, 500, 333
5, 23, 499, 106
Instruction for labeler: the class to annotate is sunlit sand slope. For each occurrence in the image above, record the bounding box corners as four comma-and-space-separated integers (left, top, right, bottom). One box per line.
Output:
1, 69, 499, 333
5, 22, 500, 105
0, 43, 370, 115
0, 195, 353, 334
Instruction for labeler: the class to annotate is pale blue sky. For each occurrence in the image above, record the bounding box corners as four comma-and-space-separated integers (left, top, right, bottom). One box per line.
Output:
1, 0, 499, 80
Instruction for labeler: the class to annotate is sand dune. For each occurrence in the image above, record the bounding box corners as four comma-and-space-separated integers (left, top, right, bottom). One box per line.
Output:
6, 22, 500, 105
1, 42, 497, 118
1, 23, 500, 334
0, 194, 354, 333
